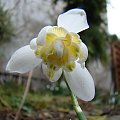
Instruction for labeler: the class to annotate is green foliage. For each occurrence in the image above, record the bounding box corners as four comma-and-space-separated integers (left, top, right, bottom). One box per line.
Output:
0, 81, 71, 111
53, 0, 110, 64
0, 81, 120, 118
46, 80, 70, 96
0, 2, 14, 44
81, 26, 108, 64
109, 34, 119, 42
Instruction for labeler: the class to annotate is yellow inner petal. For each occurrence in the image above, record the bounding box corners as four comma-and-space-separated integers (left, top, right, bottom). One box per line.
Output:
49, 26, 68, 37
46, 33, 57, 45
70, 32, 81, 44
64, 61, 76, 72
67, 43, 80, 61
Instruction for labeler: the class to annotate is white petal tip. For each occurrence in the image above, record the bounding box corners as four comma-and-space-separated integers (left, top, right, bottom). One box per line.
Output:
6, 62, 27, 74
6, 62, 13, 72
30, 38, 37, 50
64, 62, 95, 101
58, 8, 89, 33
83, 25, 89, 31
37, 26, 52, 45
83, 90, 95, 101
6, 45, 41, 74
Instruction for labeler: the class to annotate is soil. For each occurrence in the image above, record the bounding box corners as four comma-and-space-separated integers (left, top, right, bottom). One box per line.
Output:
0, 108, 77, 120
0, 106, 120, 120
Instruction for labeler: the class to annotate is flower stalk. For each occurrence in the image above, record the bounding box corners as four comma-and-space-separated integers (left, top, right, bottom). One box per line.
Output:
64, 72, 87, 120
14, 70, 33, 120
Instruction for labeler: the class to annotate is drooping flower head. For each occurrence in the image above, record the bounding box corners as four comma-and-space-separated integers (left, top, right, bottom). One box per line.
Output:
6, 9, 95, 101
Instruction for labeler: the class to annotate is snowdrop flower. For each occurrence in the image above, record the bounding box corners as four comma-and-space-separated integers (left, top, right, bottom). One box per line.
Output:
6, 9, 95, 101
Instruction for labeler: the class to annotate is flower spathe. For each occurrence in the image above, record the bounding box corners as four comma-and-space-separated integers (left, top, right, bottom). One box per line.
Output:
6, 8, 95, 101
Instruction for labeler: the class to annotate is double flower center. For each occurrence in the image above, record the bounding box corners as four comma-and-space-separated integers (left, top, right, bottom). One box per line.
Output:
35, 27, 81, 78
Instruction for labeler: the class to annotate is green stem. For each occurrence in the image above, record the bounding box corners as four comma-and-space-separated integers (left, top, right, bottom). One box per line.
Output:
63, 72, 87, 120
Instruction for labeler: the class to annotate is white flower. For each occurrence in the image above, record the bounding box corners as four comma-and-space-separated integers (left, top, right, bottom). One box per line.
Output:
6, 9, 95, 101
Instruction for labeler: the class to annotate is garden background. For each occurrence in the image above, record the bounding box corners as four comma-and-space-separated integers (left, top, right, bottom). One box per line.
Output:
0, 0, 120, 120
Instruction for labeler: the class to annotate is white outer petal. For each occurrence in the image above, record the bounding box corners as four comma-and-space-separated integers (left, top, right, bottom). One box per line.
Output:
42, 63, 62, 82
6, 45, 41, 73
30, 38, 37, 50
37, 26, 52, 45
78, 42, 88, 64
57, 9, 89, 33
64, 62, 95, 101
